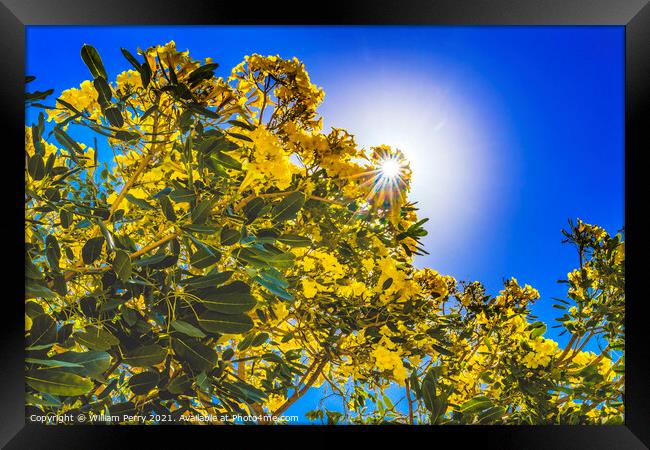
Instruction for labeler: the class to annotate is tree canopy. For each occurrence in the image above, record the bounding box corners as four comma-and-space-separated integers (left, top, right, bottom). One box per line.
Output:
25, 41, 624, 424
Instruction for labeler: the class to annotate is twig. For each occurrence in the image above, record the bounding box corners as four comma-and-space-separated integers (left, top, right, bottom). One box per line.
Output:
405, 380, 414, 424
273, 357, 328, 416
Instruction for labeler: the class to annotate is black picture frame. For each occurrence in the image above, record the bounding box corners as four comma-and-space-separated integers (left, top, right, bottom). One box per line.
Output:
2, 0, 648, 448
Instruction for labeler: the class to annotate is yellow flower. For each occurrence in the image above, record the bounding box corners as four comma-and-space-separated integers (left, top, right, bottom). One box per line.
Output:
302, 256, 316, 272
362, 258, 374, 273
372, 344, 407, 385
302, 279, 318, 299
239, 126, 294, 193
522, 337, 559, 369
614, 242, 625, 264
266, 394, 286, 413
116, 69, 142, 89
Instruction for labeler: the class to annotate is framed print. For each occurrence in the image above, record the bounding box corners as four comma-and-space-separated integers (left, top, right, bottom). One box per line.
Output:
2, 0, 649, 447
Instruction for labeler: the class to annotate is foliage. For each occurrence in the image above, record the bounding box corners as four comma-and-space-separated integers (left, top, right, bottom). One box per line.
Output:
25, 42, 624, 424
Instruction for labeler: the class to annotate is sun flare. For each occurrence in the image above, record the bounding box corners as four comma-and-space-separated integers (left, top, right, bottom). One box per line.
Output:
379, 158, 402, 180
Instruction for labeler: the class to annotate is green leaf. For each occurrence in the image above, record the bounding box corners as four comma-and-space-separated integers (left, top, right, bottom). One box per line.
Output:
27, 314, 57, 348
171, 320, 206, 338
272, 192, 305, 223
193, 281, 256, 314
237, 334, 255, 352
243, 197, 267, 223
266, 251, 296, 270
96, 219, 115, 251
44, 152, 55, 174
212, 150, 242, 171
74, 326, 119, 351
197, 311, 254, 335
235, 247, 270, 268
25, 259, 42, 281
529, 321, 547, 339
104, 106, 124, 128
159, 195, 177, 222
166, 374, 191, 394
25, 300, 44, 318
460, 396, 493, 415
187, 103, 220, 119
82, 236, 104, 265
25, 89, 54, 102
125, 194, 155, 210
478, 405, 505, 424
81, 44, 108, 80
52, 351, 112, 378
420, 369, 437, 413
93, 76, 112, 107
430, 343, 454, 357
277, 234, 312, 247
187, 63, 219, 86
140, 61, 152, 89
180, 271, 233, 290
251, 332, 269, 347
120, 47, 141, 72
191, 197, 216, 224
129, 371, 160, 395
182, 224, 218, 235
227, 119, 255, 131
222, 380, 267, 403
25, 282, 57, 300
172, 337, 218, 372
112, 250, 132, 282
123, 344, 166, 367
220, 227, 241, 246
45, 234, 61, 270
169, 186, 195, 204
25, 358, 84, 369
55, 98, 82, 116
25, 392, 61, 408
254, 274, 293, 301
227, 132, 253, 142
26, 370, 93, 396
132, 253, 169, 267
53, 127, 83, 155
60, 209, 73, 228
28, 154, 45, 180
190, 244, 221, 269
222, 348, 235, 360
114, 130, 141, 142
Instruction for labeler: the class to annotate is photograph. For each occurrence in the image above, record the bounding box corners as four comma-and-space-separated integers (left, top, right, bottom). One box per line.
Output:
24, 25, 625, 426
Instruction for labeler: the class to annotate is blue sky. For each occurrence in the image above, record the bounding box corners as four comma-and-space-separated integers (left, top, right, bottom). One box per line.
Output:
26, 26, 624, 422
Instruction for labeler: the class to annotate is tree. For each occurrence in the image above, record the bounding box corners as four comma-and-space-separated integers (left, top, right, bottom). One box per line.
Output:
25, 41, 624, 424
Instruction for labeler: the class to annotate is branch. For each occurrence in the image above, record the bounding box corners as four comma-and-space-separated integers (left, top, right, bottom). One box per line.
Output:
309, 195, 346, 207
558, 331, 595, 367
108, 110, 161, 219
405, 380, 414, 424
273, 357, 328, 416
555, 334, 579, 366
234, 189, 297, 213
129, 231, 179, 259
56, 229, 179, 284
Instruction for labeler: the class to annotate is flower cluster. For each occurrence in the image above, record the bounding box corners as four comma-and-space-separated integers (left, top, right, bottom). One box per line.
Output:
521, 337, 559, 369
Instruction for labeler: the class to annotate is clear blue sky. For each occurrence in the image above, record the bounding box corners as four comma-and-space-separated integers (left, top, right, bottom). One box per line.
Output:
26, 26, 624, 422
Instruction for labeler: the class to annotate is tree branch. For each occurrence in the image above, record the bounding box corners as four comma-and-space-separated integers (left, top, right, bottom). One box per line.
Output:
405, 380, 414, 424
234, 189, 297, 213
56, 229, 179, 284
273, 357, 328, 416
108, 110, 161, 219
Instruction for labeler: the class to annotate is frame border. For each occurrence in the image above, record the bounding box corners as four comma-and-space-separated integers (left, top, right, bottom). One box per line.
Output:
2, 0, 648, 447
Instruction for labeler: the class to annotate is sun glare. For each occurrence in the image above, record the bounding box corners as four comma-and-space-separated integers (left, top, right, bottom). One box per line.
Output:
379, 158, 402, 180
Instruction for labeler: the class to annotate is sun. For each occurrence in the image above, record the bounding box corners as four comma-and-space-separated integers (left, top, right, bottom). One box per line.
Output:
379, 158, 402, 180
